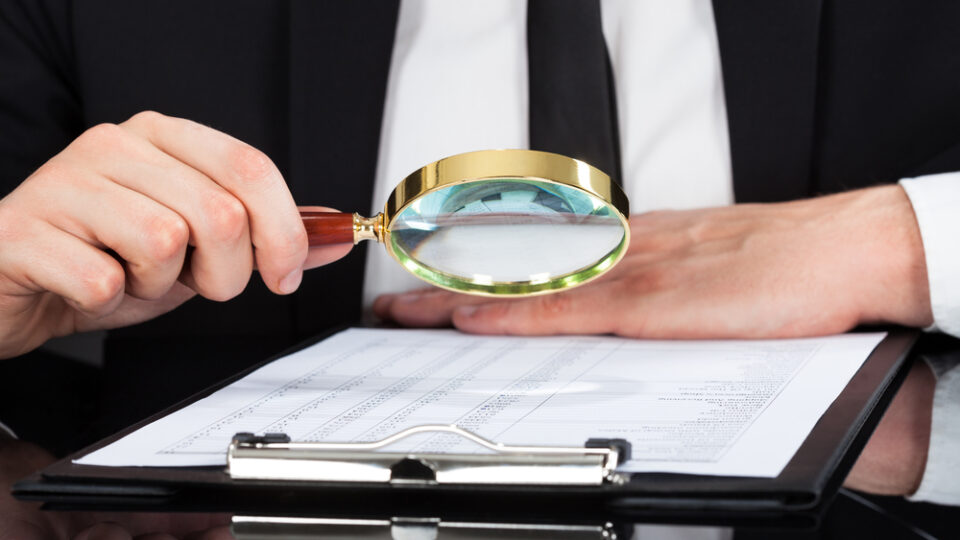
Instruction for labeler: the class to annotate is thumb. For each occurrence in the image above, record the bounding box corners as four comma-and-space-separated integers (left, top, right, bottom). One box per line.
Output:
451, 282, 618, 335
298, 206, 353, 270
74, 282, 196, 333
304, 243, 353, 270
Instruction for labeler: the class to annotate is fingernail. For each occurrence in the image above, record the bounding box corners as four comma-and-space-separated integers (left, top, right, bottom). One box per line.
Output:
279, 268, 303, 294
397, 293, 422, 303
456, 305, 479, 318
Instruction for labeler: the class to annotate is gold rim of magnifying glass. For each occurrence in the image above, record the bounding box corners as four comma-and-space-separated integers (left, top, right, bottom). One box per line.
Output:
379, 149, 631, 297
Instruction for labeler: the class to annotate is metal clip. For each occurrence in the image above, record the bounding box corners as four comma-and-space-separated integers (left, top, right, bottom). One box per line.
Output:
231, 515, 621, 539
227, 424, 630, 486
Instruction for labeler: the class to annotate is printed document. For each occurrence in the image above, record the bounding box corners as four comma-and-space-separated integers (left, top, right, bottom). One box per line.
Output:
77, 328, 885, 477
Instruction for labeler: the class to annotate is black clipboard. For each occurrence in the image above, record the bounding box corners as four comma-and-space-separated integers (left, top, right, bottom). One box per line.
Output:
14, 329, 917, 529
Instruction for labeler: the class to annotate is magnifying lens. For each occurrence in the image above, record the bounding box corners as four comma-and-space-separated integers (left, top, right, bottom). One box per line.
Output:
299, 149, 630, 296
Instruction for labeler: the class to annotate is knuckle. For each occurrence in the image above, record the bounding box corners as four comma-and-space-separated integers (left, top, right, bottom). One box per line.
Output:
202, 192, 248, 243
228, 144, 277, 186
79, 122, 128, 150
79, 263, 124, 309
128, 109, 166, 127
143, 213, 189, 262
686, 216, 726, 244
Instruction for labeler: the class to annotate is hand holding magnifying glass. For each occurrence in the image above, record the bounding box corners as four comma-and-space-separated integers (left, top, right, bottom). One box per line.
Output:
299, 150, 630, 296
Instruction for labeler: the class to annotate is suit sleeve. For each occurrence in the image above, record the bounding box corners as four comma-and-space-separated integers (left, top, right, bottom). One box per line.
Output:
0, 1, 83, 444
900, 172, 960, 505
0, 0, 83, 196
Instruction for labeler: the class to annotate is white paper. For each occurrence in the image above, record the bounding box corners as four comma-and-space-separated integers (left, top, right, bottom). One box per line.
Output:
77, 328, 885, 477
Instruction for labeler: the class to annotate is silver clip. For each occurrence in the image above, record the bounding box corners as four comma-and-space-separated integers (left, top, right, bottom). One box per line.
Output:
226, 424, 630, 486
231, 515, 620, 539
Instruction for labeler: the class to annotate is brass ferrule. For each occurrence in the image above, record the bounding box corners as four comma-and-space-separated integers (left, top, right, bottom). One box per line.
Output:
353, 213, 384, 244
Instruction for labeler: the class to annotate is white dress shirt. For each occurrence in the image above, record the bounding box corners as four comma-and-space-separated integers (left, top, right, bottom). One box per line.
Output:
900, 173, 960, 505
364, 0, 732, 305
367, 0, 959, 507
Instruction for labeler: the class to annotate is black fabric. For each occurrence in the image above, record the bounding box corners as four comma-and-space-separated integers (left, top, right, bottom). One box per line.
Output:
527, 0, 621, 184
0, 0, 957, 452
712, 0, 822, 203
811, 0, 960, 193
286, 1, 400, 336
0, 1, 958, 533
100, 336, 296, 436
0, 0, 82, 189
0, 350, 100, 457
713, 0, 960, 202
0, 0, 400, 437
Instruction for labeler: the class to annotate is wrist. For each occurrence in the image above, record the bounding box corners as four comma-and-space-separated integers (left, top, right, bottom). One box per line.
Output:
843, 185, 933, 328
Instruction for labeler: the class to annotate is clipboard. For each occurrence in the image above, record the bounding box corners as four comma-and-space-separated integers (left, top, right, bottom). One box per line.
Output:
13, 328, 918, 531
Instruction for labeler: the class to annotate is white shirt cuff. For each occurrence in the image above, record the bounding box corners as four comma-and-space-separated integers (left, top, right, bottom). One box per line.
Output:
910, 357, 960, 505
0, 419, 16, 439
900, 172, 960, 337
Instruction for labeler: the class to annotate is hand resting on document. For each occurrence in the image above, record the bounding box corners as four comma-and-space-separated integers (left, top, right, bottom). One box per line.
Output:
0, 111, 352, 360
374, 184, 936, 496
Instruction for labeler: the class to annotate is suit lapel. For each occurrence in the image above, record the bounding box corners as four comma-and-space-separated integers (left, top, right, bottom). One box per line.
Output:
287, 1, 399, 332
712, 0, 824, 203
287, 0, 399, 209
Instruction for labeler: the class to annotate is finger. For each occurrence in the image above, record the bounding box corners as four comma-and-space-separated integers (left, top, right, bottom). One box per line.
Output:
37, 172, 189, 301
66, 122, 254, 301
3, 221, 126, 318
372, 293, 400, 320
299, 206, 353, 269
121, 112, 306, 294
374, 288, 492, 327
450, 281, 623, 335
304, 244, 353, 269
75, 282, 196, 333
73, 523, 132, 540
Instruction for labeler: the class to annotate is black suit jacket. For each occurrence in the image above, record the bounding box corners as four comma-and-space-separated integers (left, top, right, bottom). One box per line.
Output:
1, 0, 959, 434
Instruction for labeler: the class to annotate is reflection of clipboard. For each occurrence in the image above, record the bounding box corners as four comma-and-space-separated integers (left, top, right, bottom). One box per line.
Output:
14, 330, 917, 533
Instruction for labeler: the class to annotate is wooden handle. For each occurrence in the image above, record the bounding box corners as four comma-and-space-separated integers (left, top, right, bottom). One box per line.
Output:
301, 211, 354, 245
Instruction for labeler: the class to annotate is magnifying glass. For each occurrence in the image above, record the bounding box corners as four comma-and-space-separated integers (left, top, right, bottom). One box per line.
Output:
300, 149, 630, 296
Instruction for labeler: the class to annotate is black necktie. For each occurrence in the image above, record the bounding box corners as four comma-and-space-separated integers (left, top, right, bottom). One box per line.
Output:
527, 0, 622, 184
